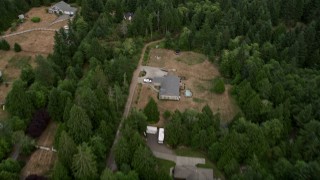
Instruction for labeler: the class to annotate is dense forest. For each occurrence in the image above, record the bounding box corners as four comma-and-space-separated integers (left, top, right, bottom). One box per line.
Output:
1, 0, 320, 179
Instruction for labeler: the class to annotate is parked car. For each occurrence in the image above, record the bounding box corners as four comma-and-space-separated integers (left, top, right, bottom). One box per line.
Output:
143, 78, 152, 83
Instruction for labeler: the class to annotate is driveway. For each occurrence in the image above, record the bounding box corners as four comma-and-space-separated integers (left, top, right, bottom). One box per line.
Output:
146, 134, 205, 166
137, 66, 168, 84
106, 39, 164, 171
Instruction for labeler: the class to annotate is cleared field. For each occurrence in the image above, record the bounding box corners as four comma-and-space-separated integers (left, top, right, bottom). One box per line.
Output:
21, 121, 57, 178
132, 49, 239, 126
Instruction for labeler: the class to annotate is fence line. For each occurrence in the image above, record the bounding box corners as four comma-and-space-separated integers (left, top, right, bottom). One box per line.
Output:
35, 145, 57, 152
1, 28, 58, 38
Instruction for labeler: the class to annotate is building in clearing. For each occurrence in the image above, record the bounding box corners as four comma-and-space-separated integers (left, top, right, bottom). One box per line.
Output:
154, 75, 180, 101
48, 1, 77, 15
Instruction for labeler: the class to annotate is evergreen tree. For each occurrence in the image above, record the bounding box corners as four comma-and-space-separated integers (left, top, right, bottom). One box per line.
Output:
72, 143, 98, 180
131, 146, 156, 180
0, 39, 10, 51
58, 131, 77, 167
5, 80, 34, 119
52, 161, 72, 180
143, 97, 159, 122
67, 105, 93, 144
13, 43, 21, 52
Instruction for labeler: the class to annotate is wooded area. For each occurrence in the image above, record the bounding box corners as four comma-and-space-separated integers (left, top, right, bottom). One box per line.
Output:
1, 0, 320, 179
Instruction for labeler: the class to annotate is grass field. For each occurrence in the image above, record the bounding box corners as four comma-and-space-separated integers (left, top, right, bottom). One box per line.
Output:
175, 52, 207, 65
8, 55, 31, 68
157, 158, 175, 175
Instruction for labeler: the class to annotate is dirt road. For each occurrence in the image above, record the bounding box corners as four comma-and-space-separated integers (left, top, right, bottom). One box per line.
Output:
106, 39, 164, 170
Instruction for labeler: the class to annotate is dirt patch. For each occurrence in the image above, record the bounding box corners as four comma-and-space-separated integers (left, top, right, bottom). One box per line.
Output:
132, 49, 239, 126
21, 121, 58, 177
0, 7, 67, 120
5, 7, 58, 34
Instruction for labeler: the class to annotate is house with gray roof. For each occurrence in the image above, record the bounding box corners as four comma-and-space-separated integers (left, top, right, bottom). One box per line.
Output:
155, 75, 180, 101
49, 1, 77, 15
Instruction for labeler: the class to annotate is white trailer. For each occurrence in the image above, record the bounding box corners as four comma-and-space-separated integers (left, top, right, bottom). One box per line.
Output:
158, 128, 164, 144
146, 126, 158, 134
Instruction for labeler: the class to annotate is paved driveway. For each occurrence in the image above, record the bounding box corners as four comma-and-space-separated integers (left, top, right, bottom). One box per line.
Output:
147, 134, 205, 166
137, 66, 168, 83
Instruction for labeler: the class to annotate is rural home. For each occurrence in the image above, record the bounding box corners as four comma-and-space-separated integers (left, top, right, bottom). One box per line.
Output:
48, 1, 77, 15
173, 165, 214, 180
154, 75, 180, 101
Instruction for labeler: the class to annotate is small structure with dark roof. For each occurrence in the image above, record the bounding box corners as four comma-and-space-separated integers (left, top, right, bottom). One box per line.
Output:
157, 75, 180, 101
173, 165, 213, 180
124, 12, 134, 21
48, 1, 77, 15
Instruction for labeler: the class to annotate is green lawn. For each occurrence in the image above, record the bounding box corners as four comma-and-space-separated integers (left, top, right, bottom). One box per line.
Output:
157, 158, 175, 175
8, 56, 31, 69
175, 147, 225, 179
192, 97, 206, 103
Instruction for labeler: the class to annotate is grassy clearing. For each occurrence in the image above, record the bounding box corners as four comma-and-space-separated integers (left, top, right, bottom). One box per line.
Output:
175, 52, 207, 65
194, 81, 208, 92
193, 97, 206, 103
8, 56, 31, 69
175, 147, 225, 179
157, 158, 175, 175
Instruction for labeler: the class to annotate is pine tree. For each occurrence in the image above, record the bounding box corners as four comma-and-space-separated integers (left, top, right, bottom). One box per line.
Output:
5, 80, 34, 119
58, 131, 77, 167
0, 39, 10, 51
67, 105, 93, 144
14, 43, 21, 52
72, 143, 98, 180
143, 97, 159, 122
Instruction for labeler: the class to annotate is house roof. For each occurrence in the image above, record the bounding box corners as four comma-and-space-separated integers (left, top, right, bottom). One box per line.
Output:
173, 166, 214, 180
52, 1, 77, 13
153, 77, 164, 84
159, 75, 180, 97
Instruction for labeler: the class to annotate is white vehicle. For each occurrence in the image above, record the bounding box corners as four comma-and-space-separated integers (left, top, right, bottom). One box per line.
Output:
143, 78, 152, 83
158, 128, 164, 144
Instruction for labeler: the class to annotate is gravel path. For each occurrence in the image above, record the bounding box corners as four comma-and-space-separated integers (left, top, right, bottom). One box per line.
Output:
106, 39, 164, 171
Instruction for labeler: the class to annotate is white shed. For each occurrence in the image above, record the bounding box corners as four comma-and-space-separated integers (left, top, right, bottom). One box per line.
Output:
158, 128, 164, 144
146, 126, 158, 134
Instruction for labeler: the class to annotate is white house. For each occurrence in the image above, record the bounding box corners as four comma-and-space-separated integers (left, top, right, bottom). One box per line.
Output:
48, 1, 77, 15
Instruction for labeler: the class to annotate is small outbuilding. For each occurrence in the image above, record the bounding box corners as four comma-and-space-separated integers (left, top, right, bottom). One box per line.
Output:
146, 126, 158, 134
18, 14, 25, 20
48, 1, 77, 15
124, 12, 134, 21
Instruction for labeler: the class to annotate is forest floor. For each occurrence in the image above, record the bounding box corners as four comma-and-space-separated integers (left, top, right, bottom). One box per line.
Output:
132, 48, 240, 126
0, 6, 67, 120
20, 121, 58, 178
